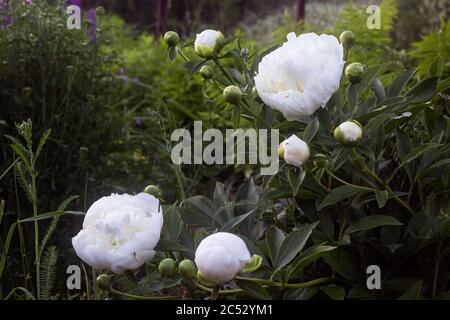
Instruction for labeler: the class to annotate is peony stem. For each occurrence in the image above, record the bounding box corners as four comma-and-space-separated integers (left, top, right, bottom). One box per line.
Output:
325, 169, 375, 192
177, 48, 190, 62
350, 148, 415, 215
194, 281, 243, 295
213, 57, 236, 85
235, 276, 332, 289
108, 287, 179, 300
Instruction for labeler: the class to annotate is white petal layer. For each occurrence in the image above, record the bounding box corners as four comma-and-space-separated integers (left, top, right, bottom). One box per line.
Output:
72, 193, 163, 273
255, 32, 344, 121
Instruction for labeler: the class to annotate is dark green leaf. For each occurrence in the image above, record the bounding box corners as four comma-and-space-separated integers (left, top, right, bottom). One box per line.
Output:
320, 285, 346, 300
235, 278, 271, 300
399, 281, 423, 300
345, 215, 402, 234
274, 222, 318, 270
287, 245, 336, 279
220, 210, 255, 232
387, 71, 415, 97
324, 248, 360, 281
154, 239, 188, 252
265, 226, 285, 265
406, 77, 439, 103
303, 117, 320, 143
317, 185, 363, 210
375, 189, 389, 208
288, 167, 306, 197
181, 196, 216, 227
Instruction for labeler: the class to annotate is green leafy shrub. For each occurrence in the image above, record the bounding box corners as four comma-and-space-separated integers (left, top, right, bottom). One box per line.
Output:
92, 20, 450, 300
0, 1, 120, 211
409, 19, 450, 78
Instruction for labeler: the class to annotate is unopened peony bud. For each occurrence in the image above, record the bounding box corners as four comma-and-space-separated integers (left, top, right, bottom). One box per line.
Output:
22, 87, 33, 98
164, 31, 180, 47
144, 185, 162, 198
340, 30, 355, 48
278, 135, 310, 167
195, 232, 251, 284
240, 48, 250, 57
95, 7, 105, 15
199, 65, 214, 79
178, 259, 197, 281
194, 29, 224, 58
345, 62, 365, 83
159, 258, 177, 277
223, 86, 242, 105
334, 120, 362, 144
97, 274, 112, 290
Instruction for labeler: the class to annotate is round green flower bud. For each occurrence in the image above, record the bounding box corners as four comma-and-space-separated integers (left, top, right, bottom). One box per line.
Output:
178, 259, 197, 281
339, 30, 355, 48
96, 274, 112, 291
223, 86, 242, 105
144, 185, 162, 198
199, 65, 214, 80
164, 31, 180, 47
95, 7, 105, 16
22, 87, 33, 98
345, 62, 365, 83
158, 258, 177, 277
240, 48, 250, 57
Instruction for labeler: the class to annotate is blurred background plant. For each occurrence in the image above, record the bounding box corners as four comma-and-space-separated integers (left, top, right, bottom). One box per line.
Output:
0, 0, 449, 300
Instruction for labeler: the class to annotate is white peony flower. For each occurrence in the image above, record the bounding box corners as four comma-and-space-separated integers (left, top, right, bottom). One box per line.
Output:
334, 120, 362, 143
195, 232, 251, 284
279, 135, 310, 167
72, 193, 163, 273
194, 29, 224, 58
254, 32, 344, 121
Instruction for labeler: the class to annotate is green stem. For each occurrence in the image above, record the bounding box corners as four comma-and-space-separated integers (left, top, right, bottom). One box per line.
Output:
108, 287, 179, 300
177, 48, 190, 62
194, 281, 243, 295
432, 241, 442, 300
213, 57, 236, 85
213, 57, 273, 130
351, 148, 415, 215
31, 171, 40, 300
235, 276, 332, 289
326, 169, 374, 192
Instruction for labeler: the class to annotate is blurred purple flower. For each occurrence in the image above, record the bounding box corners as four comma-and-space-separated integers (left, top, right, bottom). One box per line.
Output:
68, 0, 83, 6
26, 0, 33, 5
135, 118, 143, 129
87, 8, 96, 44
0, 0, 12, 30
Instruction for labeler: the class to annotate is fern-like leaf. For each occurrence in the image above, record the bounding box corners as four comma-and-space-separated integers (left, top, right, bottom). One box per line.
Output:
40, 246, 58, 300
40, 195, 79, 255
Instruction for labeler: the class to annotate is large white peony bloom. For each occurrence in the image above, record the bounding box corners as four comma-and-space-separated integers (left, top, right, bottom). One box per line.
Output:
254, 32, 344, 121
279, 135, 310, 167
195, 232, 251, 284
72, 193, 163, 273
